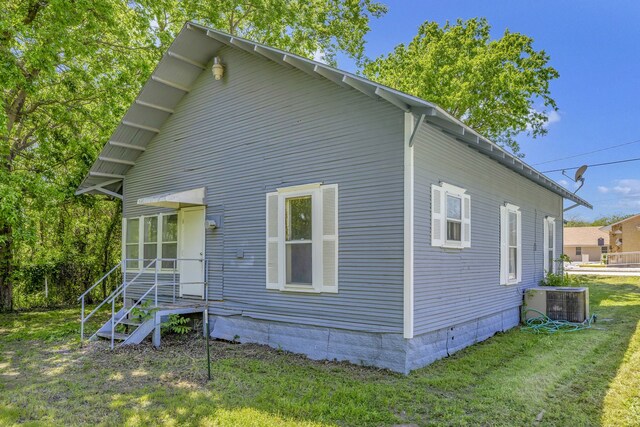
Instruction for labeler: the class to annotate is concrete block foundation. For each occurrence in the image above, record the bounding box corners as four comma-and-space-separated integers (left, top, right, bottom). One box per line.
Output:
209, 305, 521, 374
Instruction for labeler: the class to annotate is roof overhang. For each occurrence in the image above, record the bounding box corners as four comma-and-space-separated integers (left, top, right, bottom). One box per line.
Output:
76, 22, 591, 209
137, 187, 205, 208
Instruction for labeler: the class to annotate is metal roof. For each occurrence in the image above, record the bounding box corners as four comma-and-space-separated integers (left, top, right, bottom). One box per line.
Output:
76, 21, 591, 209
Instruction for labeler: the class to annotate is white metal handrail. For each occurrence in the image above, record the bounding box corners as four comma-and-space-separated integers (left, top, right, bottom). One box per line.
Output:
79, 257, 208, 345
79, 262, 123, 343
78, 261, 122, 301
110, 259, 159, 349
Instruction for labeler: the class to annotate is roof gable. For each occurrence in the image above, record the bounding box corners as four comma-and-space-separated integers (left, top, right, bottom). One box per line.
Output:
564, 226, 609, 246
76, 22, 591, 209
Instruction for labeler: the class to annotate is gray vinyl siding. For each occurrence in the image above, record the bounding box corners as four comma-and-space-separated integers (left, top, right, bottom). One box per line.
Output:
122, 45, 405, 333
413, 124, 564, 335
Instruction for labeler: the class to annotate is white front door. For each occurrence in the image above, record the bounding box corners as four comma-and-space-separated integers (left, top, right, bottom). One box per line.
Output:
179, 206, 205, 298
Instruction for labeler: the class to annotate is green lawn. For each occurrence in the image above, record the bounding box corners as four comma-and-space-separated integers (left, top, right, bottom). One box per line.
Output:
1, 277, 639, 426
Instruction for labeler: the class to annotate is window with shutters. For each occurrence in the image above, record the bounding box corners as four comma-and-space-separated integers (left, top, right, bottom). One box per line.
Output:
543, 216, 556, 273
266, 183, 338, 293
431, 182, 470, 248
500, 203, 522, 285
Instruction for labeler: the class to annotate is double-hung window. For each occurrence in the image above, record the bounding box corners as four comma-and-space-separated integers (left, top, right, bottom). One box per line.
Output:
266, 183, 338, 293
543, 216, 556, 273
161, 215, 178, 269
500, 203, 522, 285
123, 213, 179, 271
125, 218, 140, 270
431, 182, 471, 248
285, 195, 313, 285
143, 217, 158, 268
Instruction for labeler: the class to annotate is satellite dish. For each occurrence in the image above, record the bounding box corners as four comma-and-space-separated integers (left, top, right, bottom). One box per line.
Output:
575, 165, 588, 182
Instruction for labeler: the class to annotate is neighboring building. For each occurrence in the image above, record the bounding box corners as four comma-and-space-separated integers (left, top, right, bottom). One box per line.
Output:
563, 227, 609, 262
601, 214, 640, 254
76, 23, 590, 373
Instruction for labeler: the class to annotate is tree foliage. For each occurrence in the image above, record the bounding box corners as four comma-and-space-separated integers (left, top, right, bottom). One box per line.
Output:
565, 214, 635, 228
362, 18, 559, 154
0, 0, 385, 310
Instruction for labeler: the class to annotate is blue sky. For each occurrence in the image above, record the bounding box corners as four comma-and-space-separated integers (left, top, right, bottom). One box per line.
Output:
337, 0, 640, 221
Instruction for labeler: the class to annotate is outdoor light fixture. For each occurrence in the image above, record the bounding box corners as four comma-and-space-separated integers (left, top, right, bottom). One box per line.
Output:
212, 56, 224, 80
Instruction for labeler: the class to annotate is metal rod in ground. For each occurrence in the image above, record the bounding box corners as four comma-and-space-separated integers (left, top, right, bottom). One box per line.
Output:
205, 310, 211, 381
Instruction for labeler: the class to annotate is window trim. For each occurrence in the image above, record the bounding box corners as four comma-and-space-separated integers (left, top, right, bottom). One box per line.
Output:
123, 212, 180, 273
432, 182, 471, 249
277, 185, 322, 293
500, 203, 522, 285
543, 216, 556, 274
266, 182, 338, 294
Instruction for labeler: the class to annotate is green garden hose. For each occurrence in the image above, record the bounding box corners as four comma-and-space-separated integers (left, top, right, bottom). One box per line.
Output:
522, 308, 596, 334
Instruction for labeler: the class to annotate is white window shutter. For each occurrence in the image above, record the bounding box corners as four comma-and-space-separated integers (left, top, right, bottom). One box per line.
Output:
499, 206, 507, 285
321, 184, 338, 293
462, 193, 471, 248
516, 209, 522, 283
266, 192, 280, 289
431, 185, 444, 246
543, 218, 550, 273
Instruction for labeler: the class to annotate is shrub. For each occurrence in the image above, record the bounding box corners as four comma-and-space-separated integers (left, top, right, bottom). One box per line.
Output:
540, 271, 587, 287
162, 314, 192, 335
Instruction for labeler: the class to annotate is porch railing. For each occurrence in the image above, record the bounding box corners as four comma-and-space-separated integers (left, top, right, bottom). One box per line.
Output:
79, 257, 208, 346
604, 251, 640, 267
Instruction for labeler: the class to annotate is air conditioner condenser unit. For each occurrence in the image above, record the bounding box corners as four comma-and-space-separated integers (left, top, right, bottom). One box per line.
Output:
523, 287, 590, 323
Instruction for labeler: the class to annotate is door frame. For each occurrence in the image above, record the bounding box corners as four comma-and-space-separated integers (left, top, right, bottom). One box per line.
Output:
178, 206, 206, 298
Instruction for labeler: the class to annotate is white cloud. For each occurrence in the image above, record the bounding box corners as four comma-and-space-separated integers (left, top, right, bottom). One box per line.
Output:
313, 49, 327, 64
546, 110, 561, 125
595, 179, 640, 211
527, 108, 561, 131
612, 179, 640, 195
558, 179, 569, 188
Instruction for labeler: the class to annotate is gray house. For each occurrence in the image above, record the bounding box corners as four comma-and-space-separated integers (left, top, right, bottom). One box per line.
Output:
76, 22, 591, 373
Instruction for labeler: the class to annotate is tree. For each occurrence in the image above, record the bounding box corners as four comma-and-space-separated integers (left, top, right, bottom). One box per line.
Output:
362, 18, 559, 155
0, 0, 385, 310
565, 214, 635, 227
135, 0, 387, 66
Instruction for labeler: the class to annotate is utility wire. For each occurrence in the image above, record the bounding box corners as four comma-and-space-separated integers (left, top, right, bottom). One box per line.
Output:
533, 138, 640, 166
542, 157, 640, 173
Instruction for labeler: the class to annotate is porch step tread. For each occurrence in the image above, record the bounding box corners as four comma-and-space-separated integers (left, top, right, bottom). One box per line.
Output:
96, 331, 130, 341
117, 318, 143, 326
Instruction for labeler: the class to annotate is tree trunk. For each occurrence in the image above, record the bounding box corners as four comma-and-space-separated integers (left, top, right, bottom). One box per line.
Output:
101, 201, 122, 299
0, 222, 13, 311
